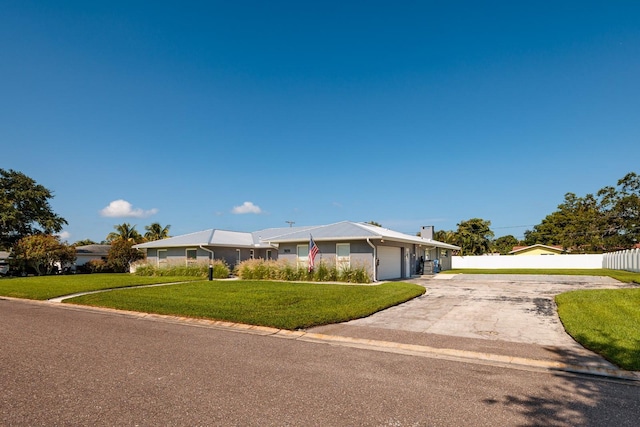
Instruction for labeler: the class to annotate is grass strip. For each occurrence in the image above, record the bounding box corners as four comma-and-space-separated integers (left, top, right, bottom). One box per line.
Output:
443, 268, 640, 284
556, 289, 640, 371
66, 280, 426, 330
0, 274, 201, 300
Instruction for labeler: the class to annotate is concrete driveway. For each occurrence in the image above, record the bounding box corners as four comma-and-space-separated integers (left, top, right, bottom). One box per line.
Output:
342, 274, 633, 362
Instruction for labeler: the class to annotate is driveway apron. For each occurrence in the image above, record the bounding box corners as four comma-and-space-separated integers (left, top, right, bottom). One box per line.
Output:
339, 274, 633, 367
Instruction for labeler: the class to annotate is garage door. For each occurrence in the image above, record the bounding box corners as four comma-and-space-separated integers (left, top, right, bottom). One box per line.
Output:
377, 246, 401, 280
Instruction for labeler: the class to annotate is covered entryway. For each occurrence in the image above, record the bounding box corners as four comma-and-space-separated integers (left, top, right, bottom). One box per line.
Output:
377, 246, 401, 280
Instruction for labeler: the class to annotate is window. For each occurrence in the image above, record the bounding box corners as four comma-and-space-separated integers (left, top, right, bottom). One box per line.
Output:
336, 243, 350, 270
266, 249, 272, 260
186, 249, 197, 264
297, 244, 309, 269
250, 249, 255, 260
158, 250, 167, 266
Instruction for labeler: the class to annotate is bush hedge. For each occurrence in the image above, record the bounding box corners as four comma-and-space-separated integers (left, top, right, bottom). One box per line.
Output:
235, 259, 371, 283
133, 260, 230, 279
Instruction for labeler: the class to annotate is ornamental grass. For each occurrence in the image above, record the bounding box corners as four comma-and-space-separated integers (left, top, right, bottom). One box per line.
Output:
234, 259, 371, 283
132, 260, 230, 279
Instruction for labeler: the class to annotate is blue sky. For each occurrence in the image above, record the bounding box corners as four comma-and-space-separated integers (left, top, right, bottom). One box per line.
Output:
2, 1, 639, 242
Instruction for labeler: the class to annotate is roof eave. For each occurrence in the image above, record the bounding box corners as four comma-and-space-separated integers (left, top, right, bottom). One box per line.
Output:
266, 235, 383, 244
265, 235, 460, 250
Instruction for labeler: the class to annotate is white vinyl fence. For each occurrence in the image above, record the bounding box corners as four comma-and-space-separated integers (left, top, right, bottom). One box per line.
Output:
452, 254, 604, 270
603, 249, 640, 272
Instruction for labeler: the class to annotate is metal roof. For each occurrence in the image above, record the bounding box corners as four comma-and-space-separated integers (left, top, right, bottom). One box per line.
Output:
134, 229, 215, 249
260, 221, 460, 250
135, 228, 273, 249
75, 245, 111, 256
133, 221, 460, 251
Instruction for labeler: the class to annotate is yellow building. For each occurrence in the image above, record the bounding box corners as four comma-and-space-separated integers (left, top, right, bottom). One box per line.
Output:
509, 244, 565, 256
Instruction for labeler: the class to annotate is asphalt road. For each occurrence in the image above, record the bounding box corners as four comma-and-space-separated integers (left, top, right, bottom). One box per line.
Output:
2, 298, 639, 426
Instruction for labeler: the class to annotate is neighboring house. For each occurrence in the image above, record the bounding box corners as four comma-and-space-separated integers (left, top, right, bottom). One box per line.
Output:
509, 244, 565, 256
133, 221, 460, 281
75, 244, 111, 267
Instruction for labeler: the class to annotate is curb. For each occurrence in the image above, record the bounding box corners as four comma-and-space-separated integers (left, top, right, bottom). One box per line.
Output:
295, 332, 640, 382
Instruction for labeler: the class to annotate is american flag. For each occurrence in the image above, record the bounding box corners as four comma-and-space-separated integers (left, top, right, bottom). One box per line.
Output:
308, 235, 319, 272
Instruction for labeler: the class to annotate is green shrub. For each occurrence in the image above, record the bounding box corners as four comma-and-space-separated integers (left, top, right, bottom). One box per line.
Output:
235, 259, 371, 283
131, 263, 156, 276
133, 260, 230, 279
79, 259, 113, 274
212, 261, 230, 278
314, 261, 330, 282
352, 265, 370, 283
280, 262, 298, 281
339, 266, 354, 283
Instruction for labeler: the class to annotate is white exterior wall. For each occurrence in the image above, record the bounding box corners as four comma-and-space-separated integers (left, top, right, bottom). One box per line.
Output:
452, 254, 603, 269
603, 249, 640, 272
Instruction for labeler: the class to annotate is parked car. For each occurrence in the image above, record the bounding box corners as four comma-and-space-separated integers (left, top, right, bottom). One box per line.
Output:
0, 261, 9, 276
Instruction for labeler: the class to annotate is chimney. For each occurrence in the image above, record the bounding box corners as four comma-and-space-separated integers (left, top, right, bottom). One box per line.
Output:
420, 226, 434, 240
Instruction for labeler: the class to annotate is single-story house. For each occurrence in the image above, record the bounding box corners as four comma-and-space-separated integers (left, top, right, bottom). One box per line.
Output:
133, 221, 460, 281
75, 244, 111, 267
509, 244, 565, 256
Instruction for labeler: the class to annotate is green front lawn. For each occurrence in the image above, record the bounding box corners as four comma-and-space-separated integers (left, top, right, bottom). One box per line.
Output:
556, 289, 640, 371
66, 280, 426, 330
443, 268, 640, 284
0, 274, 201, 300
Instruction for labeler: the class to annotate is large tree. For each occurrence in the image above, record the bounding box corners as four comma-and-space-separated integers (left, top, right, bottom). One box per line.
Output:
525, 172, 640, 252
525, 193, 603, 252
107, 239, 144, 273
597, 172, 640, 249
144, 222, 171, 241
493, 235, 520, 255
12, 234, 76, 275
455, 218, 494, 255
0, 169, 67, 249
106, 223, 143, 244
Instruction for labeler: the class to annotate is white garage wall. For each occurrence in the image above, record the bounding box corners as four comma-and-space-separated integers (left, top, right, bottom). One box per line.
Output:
377, 246, 402, 280
452, 254, 603, 269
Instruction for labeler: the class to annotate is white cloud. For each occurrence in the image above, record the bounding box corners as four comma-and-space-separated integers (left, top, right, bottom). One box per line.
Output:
100, 199, 158, 218
232, 201, 262, 214
57, 231, 71, 241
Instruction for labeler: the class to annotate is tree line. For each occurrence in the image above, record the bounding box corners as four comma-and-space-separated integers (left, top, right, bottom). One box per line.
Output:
434, 172, 640, 255
3, 168, 639, 273
1, 168, 170, 275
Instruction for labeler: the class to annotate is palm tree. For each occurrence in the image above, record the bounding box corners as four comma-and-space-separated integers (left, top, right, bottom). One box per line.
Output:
144, 223, 171, 241
433, 230, 458, 244
106, 223, 143, 244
